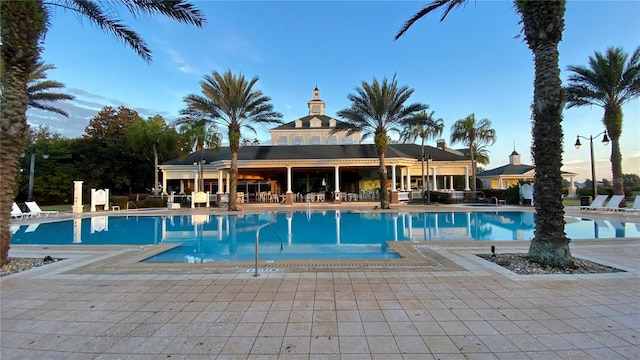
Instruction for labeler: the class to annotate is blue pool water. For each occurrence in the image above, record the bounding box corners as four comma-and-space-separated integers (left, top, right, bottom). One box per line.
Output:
11, 211, 639, 262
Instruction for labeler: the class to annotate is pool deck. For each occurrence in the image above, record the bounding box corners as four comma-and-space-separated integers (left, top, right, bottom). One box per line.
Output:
2, 203, 639, 359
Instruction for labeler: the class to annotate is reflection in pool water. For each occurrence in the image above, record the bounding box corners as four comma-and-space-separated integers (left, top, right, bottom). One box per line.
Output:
11, 211, 639, 262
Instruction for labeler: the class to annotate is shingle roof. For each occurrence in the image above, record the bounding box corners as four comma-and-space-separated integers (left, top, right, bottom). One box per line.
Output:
162, 144, 470, 165
478, 164, 577, 177
477, 164, 535, 177
270, 115, 345, 130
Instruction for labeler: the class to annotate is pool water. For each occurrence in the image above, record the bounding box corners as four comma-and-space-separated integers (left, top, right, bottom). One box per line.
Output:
11, 211, 640, 262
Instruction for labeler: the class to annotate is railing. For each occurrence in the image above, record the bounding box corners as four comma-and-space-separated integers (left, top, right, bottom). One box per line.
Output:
126, 201, 138, 210
254, 223, 285, 278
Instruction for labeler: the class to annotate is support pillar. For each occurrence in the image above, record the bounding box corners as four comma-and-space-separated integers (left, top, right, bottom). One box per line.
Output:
72, 181, 84, 213
333, 166, 341, 204
285, 166, 294, 205
464, 167, 470, 190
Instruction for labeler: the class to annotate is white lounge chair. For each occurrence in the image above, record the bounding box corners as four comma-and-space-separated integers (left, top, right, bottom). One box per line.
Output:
600, 195, 625, 212
11, 202, 33, 219
624, 195, 640, 213
581, 195, 609, 210
24, 201, 59, 217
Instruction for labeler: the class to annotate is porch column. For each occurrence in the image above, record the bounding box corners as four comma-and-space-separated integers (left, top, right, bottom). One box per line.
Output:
568, 176, 576, 197
406, 166, 411, 191
306, 174, 310, 192
161, 169, 167, 195
432, 168, 438, 190
333, 166, 341, 203
464, 167, 470, 190
450, 176, 454, 190
217, 169, 224, 194
194, 170, 199, 193
285, 166, 294, 205
499, 177, 504, 189
391, 165, 397, 191
226, 171, 230, 193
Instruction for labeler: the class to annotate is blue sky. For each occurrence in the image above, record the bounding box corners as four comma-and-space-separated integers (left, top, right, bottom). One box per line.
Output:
31, 1, 639, 182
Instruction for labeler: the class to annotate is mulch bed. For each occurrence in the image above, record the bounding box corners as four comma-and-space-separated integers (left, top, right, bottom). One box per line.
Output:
477, 253, 626, 275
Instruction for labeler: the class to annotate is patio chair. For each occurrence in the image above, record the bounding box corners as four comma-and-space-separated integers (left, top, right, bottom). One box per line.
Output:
11, 202, 32, 219
599, 195, 625, 212
624, 195, 640, 213
580, 195, 609, 210
24, 201, 59, 217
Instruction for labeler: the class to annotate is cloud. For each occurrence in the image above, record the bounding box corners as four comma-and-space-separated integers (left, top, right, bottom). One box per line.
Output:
26, 88, 168, 139
164, 48, 201, 74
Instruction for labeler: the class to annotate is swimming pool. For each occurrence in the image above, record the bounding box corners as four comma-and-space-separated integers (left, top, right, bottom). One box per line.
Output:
11, 211, 639, 262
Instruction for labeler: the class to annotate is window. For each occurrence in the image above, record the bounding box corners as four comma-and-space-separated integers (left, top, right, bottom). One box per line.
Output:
310, 136, 321, 145
327, 136, 337, 145
294, 136, 304, 145
278, 135, 288, 145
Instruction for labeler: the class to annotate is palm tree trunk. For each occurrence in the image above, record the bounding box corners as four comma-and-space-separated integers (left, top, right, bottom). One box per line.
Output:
519, 1, 571, 267
228, 124, 241, 211
0, 0, 46, 266
379, 153, 389, 209
470, 142, 476, 192
604, 104, 624, 200
375, 133, 389, 209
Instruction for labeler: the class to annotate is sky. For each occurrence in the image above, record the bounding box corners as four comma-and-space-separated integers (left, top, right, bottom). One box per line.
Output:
31, 0, 640, 183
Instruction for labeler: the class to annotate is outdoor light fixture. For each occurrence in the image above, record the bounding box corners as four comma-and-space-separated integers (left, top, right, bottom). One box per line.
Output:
575, 131, 609, 197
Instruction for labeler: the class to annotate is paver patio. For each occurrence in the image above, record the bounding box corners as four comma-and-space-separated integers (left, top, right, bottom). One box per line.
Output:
2, 204, 639, 359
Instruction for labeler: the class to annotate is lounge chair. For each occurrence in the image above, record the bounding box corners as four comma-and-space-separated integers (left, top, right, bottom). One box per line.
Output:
624, 195, 640, 213
11, 202, 32, 219
599, 195, 625, 212
24, 201, 59, 217
581, 195, 608, 210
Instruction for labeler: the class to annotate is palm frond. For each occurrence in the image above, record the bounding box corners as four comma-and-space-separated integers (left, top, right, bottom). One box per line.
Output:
395, 0, 468, 40
50, 0, 205, 62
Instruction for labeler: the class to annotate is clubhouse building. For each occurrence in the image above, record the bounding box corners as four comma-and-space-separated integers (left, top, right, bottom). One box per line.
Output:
159, 88, 474, 204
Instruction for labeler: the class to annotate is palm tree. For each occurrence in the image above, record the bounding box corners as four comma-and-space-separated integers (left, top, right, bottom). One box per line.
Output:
395, 0, 571, 267
565, 46, 640, 199
464, 143, 491, 168
0, 0, 205, 266
337, 75, 427, 209
176, 120, 222, 192
400, 110, 444, 197
180, 70, 283, 211
127, 115, 180, 195
27, 62, 75, 117
450, 114, 496, 192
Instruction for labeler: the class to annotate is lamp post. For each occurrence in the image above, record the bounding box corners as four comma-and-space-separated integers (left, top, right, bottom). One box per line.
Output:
26, 146, 49, 201
422, 151, 432, 205
575, 130, 609, 197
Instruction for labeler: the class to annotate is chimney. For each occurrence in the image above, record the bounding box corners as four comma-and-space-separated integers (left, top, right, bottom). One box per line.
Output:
436, 139, 446, 150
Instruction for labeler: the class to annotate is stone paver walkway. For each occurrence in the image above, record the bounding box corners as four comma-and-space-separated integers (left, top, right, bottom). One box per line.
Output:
2, 206, 639, 359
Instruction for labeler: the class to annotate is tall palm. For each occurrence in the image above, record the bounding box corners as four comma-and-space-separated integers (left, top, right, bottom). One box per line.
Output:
337, 75, 427, 209
176, 120, 221, 192
181, 70, 283, 211
400, 110, 444, 195
127, 115, 179, 195
450, 114, 496, 192
565, 46, 640, 198
27, 62, 75, 117
0, 0, 205, 266
467, 143, 491, 168
395, 0, 571, 267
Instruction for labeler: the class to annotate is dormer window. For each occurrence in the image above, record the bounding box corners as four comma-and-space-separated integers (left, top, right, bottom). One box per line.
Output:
309, 117, 321, 128
295, 119, 302, 128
